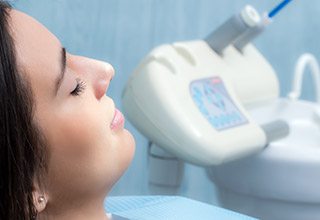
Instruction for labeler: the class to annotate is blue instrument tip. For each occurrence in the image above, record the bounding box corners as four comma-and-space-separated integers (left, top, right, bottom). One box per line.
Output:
268, 0, 293, 18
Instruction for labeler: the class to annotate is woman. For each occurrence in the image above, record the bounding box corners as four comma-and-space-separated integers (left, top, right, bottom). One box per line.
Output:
0, 1, 135, 219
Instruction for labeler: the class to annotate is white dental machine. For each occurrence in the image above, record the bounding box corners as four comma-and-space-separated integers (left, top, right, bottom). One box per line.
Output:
122, 2, 291, 167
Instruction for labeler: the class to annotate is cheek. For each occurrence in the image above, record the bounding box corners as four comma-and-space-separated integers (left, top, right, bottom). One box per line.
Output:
57, 114, 105, 154
40, 106, 111, 184
36, 97, 135, 197
38, 102, 135, 195
47, 106, 111, 167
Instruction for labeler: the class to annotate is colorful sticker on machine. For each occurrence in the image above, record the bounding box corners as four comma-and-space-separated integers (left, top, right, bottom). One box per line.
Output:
190, 77, 248, 131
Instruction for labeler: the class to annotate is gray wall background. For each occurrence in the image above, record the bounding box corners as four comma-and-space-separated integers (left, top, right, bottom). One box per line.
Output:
13, 0, 320, 205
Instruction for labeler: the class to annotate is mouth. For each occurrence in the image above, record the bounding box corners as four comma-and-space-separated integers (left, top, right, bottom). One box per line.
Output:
110, 108, 125, 130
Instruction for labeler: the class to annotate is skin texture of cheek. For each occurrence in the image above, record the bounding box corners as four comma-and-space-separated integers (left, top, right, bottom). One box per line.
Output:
44, 114, 109, 191
37, 96, 135, 204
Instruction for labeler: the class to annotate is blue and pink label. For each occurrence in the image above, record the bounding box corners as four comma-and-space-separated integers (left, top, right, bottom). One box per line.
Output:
190, 77, 248, 131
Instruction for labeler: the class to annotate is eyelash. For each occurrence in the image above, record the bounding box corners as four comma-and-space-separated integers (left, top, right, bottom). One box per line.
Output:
71, 78, 86, 96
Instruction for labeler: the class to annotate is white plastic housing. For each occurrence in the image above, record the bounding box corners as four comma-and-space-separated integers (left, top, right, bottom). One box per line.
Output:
122, 40, 279, 166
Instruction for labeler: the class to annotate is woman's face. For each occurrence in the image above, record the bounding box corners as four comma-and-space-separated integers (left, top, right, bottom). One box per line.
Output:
10, 10, 135, 205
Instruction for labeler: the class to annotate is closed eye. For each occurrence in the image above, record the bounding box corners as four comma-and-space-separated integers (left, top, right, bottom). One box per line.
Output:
71, 78, 86, 96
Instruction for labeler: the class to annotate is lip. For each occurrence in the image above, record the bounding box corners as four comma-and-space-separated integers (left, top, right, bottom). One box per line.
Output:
110, 108, 125, 130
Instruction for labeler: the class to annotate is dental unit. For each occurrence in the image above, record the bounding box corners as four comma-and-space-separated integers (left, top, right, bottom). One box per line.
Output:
122, 2, 289, 165
122, 0, 320, 219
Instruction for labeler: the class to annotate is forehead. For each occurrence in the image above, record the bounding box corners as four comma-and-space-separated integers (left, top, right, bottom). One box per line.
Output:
10, 10, 60, 67
9, 9, 61, 102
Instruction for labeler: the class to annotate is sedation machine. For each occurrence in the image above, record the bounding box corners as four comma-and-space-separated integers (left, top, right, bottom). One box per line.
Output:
120, 1, 320, 219
122, 2, 290, 166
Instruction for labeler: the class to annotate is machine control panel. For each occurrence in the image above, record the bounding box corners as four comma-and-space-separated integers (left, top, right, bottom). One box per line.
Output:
190, 77, 248, 131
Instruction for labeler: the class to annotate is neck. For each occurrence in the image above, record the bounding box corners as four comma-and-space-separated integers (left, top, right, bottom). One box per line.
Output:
38, 197, 111, 220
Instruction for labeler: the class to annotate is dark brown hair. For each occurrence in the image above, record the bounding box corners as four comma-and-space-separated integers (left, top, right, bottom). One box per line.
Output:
0, 1, 47, 219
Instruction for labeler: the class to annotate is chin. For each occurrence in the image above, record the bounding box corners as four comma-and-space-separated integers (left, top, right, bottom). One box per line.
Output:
122, 129, 136, 168
100, 131, 135, 194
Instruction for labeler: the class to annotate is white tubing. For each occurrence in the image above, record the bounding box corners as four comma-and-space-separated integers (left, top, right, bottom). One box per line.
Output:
288, 53, 320, 103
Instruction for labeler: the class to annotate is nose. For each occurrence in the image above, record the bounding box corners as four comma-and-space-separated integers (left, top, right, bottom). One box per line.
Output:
69, 55, 115, 99
92, 61, 115, 100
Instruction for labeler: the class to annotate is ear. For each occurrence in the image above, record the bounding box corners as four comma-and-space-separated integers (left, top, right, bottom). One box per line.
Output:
32, 184, 48, 213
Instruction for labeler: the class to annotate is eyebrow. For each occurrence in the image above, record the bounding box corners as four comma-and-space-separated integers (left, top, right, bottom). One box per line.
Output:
55, 47, 66, 95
